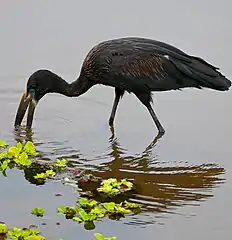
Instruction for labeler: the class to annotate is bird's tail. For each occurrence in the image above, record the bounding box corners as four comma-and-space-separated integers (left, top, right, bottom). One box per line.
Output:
172, 56, 231, 91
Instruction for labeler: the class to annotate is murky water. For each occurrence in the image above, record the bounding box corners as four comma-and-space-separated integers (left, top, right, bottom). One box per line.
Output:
1, 1, 232, 239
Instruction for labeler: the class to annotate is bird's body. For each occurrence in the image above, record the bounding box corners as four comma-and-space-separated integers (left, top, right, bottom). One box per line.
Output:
14, 37, 231, 133
81, 37, 230, 92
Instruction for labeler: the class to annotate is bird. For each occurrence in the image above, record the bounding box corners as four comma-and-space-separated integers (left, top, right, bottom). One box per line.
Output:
14, 37, 231, 134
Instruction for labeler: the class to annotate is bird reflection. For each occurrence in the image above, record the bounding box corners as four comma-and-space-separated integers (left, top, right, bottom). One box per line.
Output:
13, 126, 225, 223
89, 127, 225, 217
13, 126, 33, 143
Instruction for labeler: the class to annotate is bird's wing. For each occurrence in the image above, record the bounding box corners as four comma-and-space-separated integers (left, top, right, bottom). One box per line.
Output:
100, 40, 227, 92
83, 38, 229, 92
102, 50, 189, 92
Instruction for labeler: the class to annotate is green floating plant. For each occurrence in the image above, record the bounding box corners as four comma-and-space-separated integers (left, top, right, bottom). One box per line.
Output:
0, 223, 45, 240
120, 200, 142, 213
79, 197, 98, 209
34, 172, 47, 180
97, 178, 133, 196
0, 140, 8, 148
55, 158, 67, 168
103, 202, 131, 215
23, 141, 38, 156
94, 233, 117, 240
0, 159, 11, 172
45, 169, 56, 177
8, 227, 45, 240
0, 223, 7, 234
31, 207, 45, 217
57, 197, 141, 230
0, 141, 39, 176
34, 169, 56, 181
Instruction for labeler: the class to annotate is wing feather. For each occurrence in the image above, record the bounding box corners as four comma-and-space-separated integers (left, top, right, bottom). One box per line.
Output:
103, 52, 185, 92
82, 37, 230, 92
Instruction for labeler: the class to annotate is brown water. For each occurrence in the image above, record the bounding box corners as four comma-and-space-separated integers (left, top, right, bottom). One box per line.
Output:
1, 1, 232, 239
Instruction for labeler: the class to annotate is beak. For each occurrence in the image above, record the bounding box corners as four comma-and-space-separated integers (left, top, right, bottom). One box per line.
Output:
26, 95, 37, 129
14, 91, 37, 129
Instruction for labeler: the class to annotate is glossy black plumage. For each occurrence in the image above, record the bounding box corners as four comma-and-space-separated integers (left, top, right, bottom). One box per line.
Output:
15, 37, 231, 133
82, 37, 231, 92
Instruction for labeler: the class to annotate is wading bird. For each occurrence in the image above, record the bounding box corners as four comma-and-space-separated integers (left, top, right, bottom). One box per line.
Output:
14, 37, 231, 133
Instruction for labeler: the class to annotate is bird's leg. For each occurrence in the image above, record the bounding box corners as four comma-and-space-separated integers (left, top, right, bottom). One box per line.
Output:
136, 93, 165, 134
146, 104, 165, 133
109, 88, 124, 126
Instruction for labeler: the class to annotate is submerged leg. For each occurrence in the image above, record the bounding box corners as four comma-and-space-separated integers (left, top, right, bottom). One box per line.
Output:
109, 88, 124, 126
135, 92, 165, 134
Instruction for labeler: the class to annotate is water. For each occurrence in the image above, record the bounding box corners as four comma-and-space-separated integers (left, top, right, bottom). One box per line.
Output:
1, 1, 232, 239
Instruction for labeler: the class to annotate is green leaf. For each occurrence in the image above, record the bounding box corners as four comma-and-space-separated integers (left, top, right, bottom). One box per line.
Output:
22, 157, 32, 167
0, 140, 7, 148
20, 228, 31, 238
79, 197, 89, 206
10, 227, 22, 238
23, 141, 37, 155
57, 206, 66, 214
97, 178, 133, 196
90, 206, 105, 218
8, 146, 20, 158
55, 158, 67, 168
34, 173, 46, 180
94, 233, 117, 240
16, 142, 23, 153
3, 224, 45, 240
121, 201, 141, 209
17, 152, 32, 167
72, 217, 82, 222
103, 202, 115, 211
115, 206, 131, 214
31, 207, 45, 217
78, 208, 90, 221
79, 198, 97, 208
94, 233, 105, 240
0, 223, 7, 234
28, 228, 40, 235
0, 159, 10, 171
45, 169, 56, 177
10, 237, 18, 240
25, 235, 46, 240
0, 151, 8, 160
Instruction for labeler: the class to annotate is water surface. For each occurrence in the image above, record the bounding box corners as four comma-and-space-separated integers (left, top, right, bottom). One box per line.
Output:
0, 1, 232, 239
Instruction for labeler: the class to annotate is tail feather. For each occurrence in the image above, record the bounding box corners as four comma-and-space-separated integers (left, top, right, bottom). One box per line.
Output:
170, 57, 231, 91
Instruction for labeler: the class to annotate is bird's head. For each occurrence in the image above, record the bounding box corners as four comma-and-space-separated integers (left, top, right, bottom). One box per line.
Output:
14, 69, 64, 129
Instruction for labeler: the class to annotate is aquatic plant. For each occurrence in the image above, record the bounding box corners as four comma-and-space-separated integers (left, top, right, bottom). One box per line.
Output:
55, 158, 67, 168
0, 223, 45, 240
0, 140, 8, 148
33, 169, 56, 183
0, 223, 7, 234
94, 233, 116, 240
97, 178, 134, 196
0, 141, 38, 176
57, 197, 141, 229
31, 208, 45, 217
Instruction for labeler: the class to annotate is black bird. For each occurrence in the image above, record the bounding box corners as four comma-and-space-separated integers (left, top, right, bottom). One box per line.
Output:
14, 37, 231, 133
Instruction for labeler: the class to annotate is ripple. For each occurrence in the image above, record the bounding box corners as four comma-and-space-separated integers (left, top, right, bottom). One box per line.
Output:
12, 127, 226, 227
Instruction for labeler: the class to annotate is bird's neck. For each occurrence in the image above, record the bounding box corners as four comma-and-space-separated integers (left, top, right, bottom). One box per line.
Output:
53, 74, 93, 97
